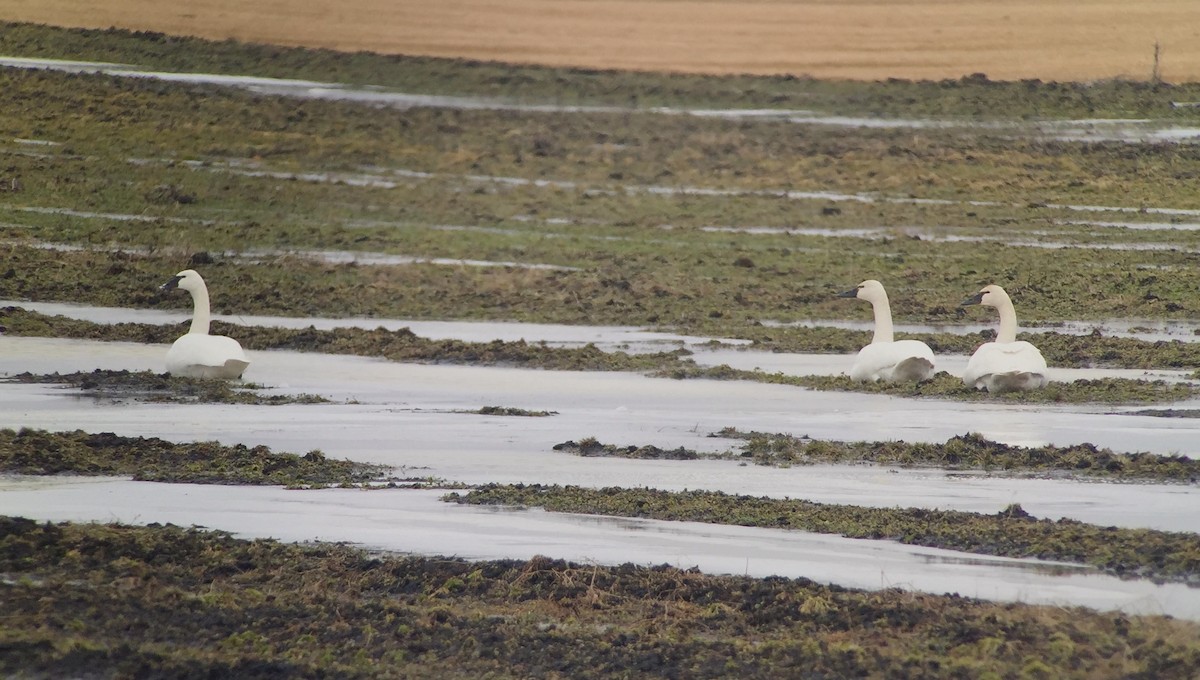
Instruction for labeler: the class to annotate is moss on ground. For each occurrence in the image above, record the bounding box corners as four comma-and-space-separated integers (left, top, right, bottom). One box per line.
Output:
661, 366, 1198, 404
0, 428, 390, 487
4, 369, 329, 405
471, 406, 557, 417
2, 518, 1198, 678
449, 484, 1200, 585
553, 438, 700, 460
555, 431, 1200, 483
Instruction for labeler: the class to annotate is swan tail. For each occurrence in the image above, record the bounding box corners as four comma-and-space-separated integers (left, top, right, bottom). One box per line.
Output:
890, 356, 936, 382
983, 371, 1047, 393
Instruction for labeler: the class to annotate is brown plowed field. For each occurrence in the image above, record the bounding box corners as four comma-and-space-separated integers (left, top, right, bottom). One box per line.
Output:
3, 0, 1200, 82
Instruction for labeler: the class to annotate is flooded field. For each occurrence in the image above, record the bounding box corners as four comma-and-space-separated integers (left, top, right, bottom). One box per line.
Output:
2, 23, 1200, 676
4, 327, 1200, 615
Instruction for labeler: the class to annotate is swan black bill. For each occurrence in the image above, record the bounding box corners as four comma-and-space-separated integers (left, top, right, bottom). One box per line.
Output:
835, 287, 859, 298
960, 292, 985, 306
160, 275, 184, 292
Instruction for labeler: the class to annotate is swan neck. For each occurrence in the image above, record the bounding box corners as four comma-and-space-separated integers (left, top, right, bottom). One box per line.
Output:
870, 297, 895, 344
995, 300, 1018, 343
188, 284, 211, 335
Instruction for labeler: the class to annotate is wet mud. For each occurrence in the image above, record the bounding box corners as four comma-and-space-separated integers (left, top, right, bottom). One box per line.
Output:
557, 431, 1200, 484
2, 518, 1198, 679
553, 439, 700, 460
0, 428, 390, 487
2, 369, 329, 405
664, 366, 1198, 404
472, 406, 557, 417
1124, 408, 1200, 419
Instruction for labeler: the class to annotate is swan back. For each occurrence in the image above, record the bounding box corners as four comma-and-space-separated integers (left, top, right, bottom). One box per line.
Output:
850, 340, 936, 382
963, 341, 1048, 391
166, 334, 250, 379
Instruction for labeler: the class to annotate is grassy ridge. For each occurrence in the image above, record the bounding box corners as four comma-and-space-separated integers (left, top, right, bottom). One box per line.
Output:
450, 484, 1200, 584
0, 427, 387, 486
556, 431, 1200, 483
4, 369, 330, 405
2, 518, 1198, 678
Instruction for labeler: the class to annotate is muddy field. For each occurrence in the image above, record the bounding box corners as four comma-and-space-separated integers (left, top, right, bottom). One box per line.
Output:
2, 0, 1199, 81
3, 21, 1200, 677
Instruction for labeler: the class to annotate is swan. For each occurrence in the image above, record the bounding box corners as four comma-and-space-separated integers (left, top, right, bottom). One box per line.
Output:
836, 279, 936, 382
960, 284, 1047, 392
160, 269, 250, 379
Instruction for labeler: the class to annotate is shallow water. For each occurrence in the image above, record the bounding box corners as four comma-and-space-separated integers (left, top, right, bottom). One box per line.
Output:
700, 224, 1200, 253
763, 316, 1200, 343
0, 204, 204, 224
3, 324, 1199, 618
1055, 218, 1200, 231
0, 299, 746, 353
2, 477, 1195, 620
3, 334, 1199, 499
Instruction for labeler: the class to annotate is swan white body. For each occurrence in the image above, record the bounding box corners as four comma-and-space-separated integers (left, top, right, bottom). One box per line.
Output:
837, 280, 936, 382
161, 269, 250, 379
960, 284, 1047, 392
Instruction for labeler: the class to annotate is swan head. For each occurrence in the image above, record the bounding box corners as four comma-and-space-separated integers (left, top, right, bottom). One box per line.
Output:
960, 284, 1010, 309
836, 279, 887, 304
160, 269, 206, 294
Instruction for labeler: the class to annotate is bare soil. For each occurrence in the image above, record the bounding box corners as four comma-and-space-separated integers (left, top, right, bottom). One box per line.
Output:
4, 0, 1200, 81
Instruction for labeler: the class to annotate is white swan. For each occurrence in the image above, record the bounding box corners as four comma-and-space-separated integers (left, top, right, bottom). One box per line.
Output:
960, 284, 1047, 392
160, 269, 250, 379
836, 279, 936, 382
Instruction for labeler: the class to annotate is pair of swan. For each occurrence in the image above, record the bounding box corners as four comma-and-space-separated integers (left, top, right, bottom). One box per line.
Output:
838, 280, 1047, 391
160, 269, 250, 379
